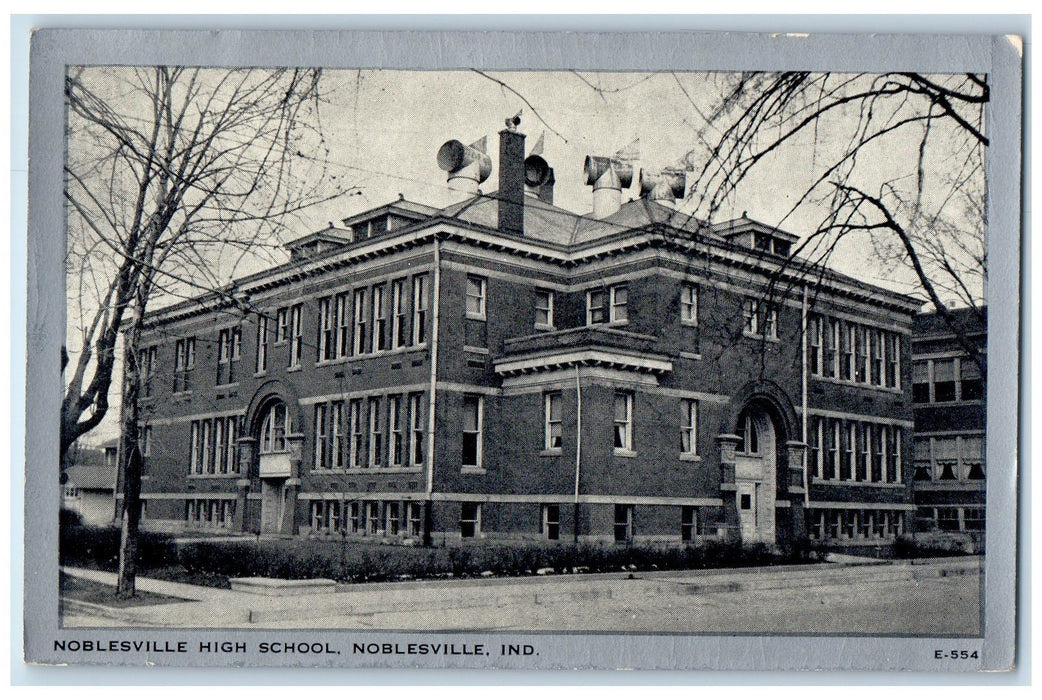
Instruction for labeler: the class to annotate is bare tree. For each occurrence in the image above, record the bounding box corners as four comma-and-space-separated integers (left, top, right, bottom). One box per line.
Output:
63, 66, 345, 595
685, 72, 988, 372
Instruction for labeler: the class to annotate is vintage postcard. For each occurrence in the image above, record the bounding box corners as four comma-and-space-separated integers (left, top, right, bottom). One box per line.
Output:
23, 28, 1021, 672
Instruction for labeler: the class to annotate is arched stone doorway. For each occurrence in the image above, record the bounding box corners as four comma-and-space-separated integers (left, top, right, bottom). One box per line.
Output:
720, 381, 804, 547
242, 380, 306, 536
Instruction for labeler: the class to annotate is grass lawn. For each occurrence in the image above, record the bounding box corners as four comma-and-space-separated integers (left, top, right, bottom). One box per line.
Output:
59, 572, 190, 608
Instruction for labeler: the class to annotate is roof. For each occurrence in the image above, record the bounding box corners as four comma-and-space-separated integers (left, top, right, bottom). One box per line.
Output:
64, 464, 117, 491
913, 306, 987, 339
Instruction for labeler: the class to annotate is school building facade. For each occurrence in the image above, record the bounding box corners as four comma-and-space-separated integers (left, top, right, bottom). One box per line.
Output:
125, 122, 922, 550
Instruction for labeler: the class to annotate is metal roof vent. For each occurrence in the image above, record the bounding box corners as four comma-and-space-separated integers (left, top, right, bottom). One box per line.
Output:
639, 168, 686, 206
437, 136, 492, 195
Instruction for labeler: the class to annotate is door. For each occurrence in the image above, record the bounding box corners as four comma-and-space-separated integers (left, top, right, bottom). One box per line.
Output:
260, 479, 285, 534
737, 482, 758, 542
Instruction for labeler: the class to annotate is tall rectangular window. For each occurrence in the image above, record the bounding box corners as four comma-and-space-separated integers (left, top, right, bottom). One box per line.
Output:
412, 275, 429, 345
872, 424, 886, 482
742, 299, 758, 335
289, 304, 302, 368
335, 292, 350, 358
255, 315, 269, 374
840, 322, 854, 381
391, 279, 408, 348
886, 334, 901, 389
318, 297, 335, 361
314, 403, 329, 470
201, 419, 213, 474
190, 422, 201, 474
214, 418, 226, 474
385, 502, 400, 536
389, 395, 404, 466
808, 315, 823, 376
841, 421, 854, 480
462, 395, 483, 468
888, 427, 902, 483
824, 419, 839, 480
276, 308, 289, 343
609, 285, 628, 323
586, 289, 606, 325
681, 399, 698, 456
353, 289, 368, 356
829, 319, 841, 378
409, 393, 425, 466
933, 359, 957, 402
330, 401, 345, 469
366, 502, 380, 535
960, 358, 983, 400
368, 397, 383, 468
613, 392, 633, 452
854, 326, 868, 383
872, 330, 885, 386
535, 289, 554, 328
460, 503, 481, 538
139, 346, 156, 398
809, 417, 824, 479
371, 284, 387, 352
466, 275, 487, 318
614, 504, 633, 543
544, 392, 562, 450
912, 360, 931, 402
542, 504, 560, 541
225, 416, 237, 473
858, 422, 871, 482
407, 502, 423, 536
174, 337, 195, 392
681, 506, 697, 541
217, 327, 241, 385
680, 284, 698, 325
350, 398, 365, 468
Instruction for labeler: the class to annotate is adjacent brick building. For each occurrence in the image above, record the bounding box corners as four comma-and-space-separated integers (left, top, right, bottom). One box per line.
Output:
125, 122, 921, 550
911, 307, 987, 536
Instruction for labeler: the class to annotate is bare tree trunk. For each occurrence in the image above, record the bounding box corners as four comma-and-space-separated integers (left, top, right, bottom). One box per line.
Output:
115, 317, 143, 598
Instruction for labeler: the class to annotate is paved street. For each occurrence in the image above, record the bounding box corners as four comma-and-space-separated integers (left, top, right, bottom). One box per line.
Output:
62, 557, 981, 636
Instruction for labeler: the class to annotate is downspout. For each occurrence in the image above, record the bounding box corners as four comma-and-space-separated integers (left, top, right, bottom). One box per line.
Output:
573, 364, 582, 543
423, 237, 442, 545
801, 285, 810, 507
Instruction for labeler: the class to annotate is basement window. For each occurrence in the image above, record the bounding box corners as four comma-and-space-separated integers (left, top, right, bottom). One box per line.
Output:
460, 503, 481, 538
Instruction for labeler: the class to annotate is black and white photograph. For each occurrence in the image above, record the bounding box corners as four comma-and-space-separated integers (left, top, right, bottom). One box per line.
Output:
22, 28, 1021, 672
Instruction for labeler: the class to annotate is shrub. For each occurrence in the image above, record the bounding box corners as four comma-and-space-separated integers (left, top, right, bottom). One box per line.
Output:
59, 518, 177, 571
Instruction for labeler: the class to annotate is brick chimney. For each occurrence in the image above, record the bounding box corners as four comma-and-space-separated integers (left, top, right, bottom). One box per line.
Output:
498, 124, 526, 235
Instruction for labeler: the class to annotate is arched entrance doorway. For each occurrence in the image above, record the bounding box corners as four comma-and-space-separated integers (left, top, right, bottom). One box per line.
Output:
255, 398, 293, 534
734, 405, 778, 543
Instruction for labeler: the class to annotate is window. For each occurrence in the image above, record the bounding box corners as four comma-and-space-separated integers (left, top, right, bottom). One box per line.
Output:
141, 425, 152, 458
535, 289, 554, 328
544, 392, 562, 450
680, 284, 698, 325
612, 392, 633, 452
886, 333, 901, 389
586, 289, 606, 325
391, 279, 408, 349
190, 422, 201, 474
933, 358, 956, 402
335, 291, 352, 358
348, 502, 361, 533
961, 359, 984, 400
542, 504, 560, 541
385, 502, 401, 536
854, 326, 869, 383
460, 503, 481, 538
466, 275, 486, 318
737, 411, 759, 455
888, 427, 902, 482
217, 326, 242, 385
462, 395, 483, 468
809, 417, 824, 479
743, 298, 777, 339
840, 322, 854, 380
857, 422, 871, 482
825, 419, 839, 480
260, 402, 289, 454
681, 506, 697, 541
368, 397, 383, 468
173, 337, 195, 392
371, 284, 388, 352
680, 399, 698, 456
409, 394, 425, 466
829, 319, 841, 378
139, 346, 157, 398
350, 399, 365, 468
276, 308, 289, 344
407, 503, 423, 537
353, 289, 368, 355
200, 419, 213, 474
614, 504, 633, 543
314, 404, 329, 470
224, 417, 237, 473
808, 315, 823, 376
412, 275, 429, 345
871, 329, 885, 386
366, 502, 380, 535
609, 285, 628, 323
288, 304, 303, 368
318, 297, 336, 361
214, 418, 226, 474
872, 425, 886, 482
389, 395, 404, 466
255, 315, 269, 374
912, 361, 931, 403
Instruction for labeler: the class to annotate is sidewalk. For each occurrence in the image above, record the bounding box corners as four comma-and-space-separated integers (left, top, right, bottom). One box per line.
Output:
61, 556, 980, 630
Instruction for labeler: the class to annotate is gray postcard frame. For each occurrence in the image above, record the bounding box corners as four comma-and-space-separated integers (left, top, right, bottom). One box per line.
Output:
23, 27, 1021, 673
